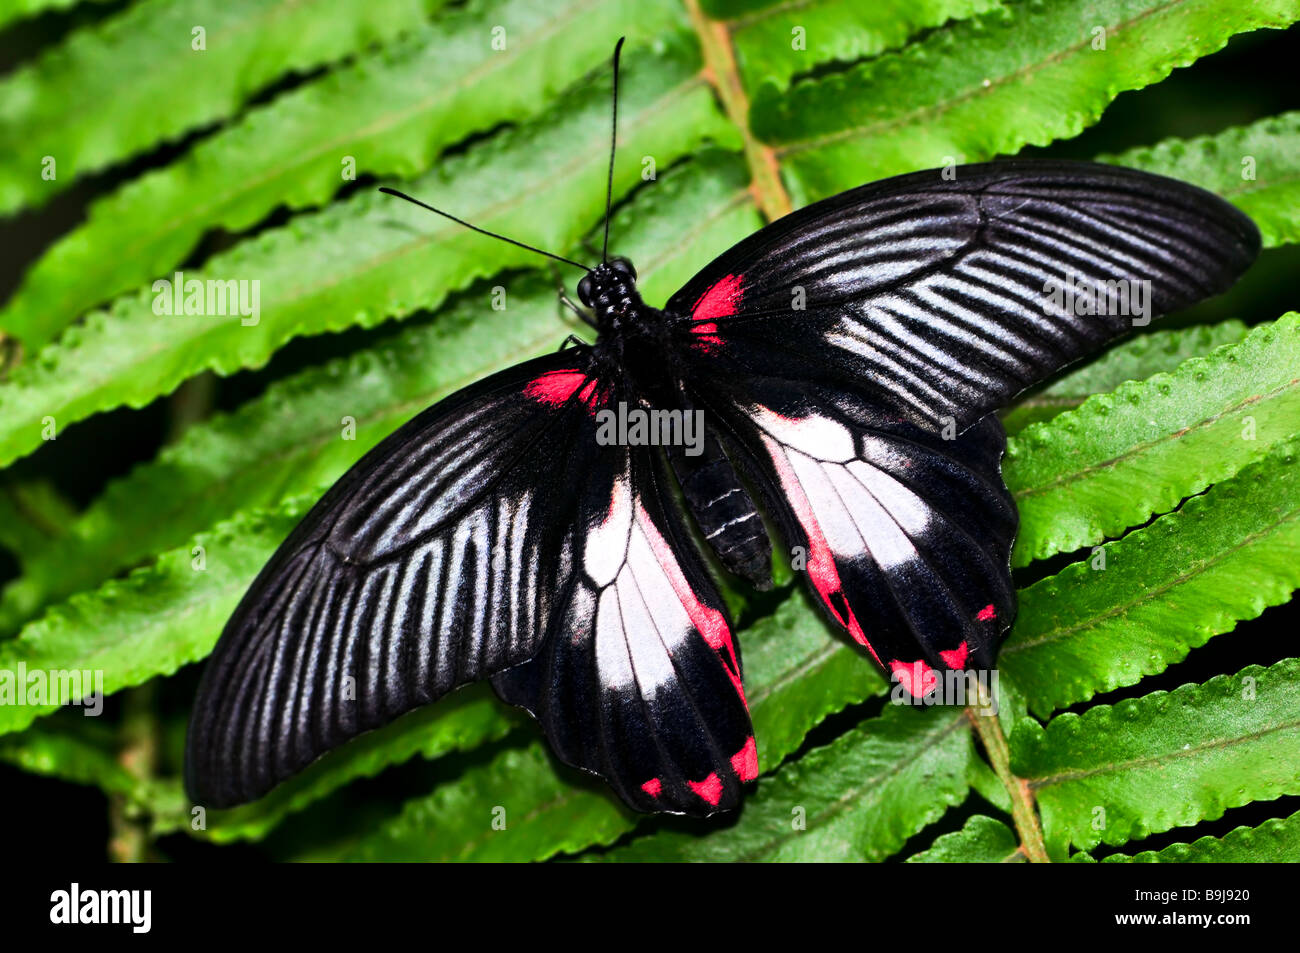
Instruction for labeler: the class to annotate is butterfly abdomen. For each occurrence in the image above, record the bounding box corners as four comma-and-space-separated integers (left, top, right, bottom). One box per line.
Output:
669, 435, 772, 589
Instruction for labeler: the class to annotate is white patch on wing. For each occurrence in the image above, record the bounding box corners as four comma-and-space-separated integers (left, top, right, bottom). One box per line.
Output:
749, 404, 855, 462
585, 475, 634, 588
595, 586, 635, 691
614, 558, 683, 698
591, 495, 698, 697
772, 439, 927, 573
848, 460, 933, 539
625, 528, 694, 644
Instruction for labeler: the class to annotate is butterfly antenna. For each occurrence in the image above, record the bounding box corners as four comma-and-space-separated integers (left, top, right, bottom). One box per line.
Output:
601, 37, 625, 264
377, 187, 592, 273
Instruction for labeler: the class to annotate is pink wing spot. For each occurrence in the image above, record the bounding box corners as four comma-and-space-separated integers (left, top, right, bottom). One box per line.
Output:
731, 737, 759, 782
760, 435, 883, 668
635, 505, 747, 708
890, 659, 938, 698
688, 773, 724, 806
641, 778, 663, 799
523, 370, 598, 409
939, 641, 969, 670
691, 333, 724, 353
691, 273, 744, 322
977, 604, 997, 622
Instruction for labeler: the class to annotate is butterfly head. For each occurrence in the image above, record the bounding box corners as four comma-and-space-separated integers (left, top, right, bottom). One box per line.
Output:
578, 257, 642, 327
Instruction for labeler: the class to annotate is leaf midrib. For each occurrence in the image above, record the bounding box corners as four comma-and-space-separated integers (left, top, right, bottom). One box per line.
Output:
775, 0, 1186, 157
1002, 501, 1300, 656
1010, 375, 1298, 502
1026, 714, 1300, 790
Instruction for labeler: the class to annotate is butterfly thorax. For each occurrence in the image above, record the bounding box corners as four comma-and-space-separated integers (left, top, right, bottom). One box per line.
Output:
580, 260, 679, 395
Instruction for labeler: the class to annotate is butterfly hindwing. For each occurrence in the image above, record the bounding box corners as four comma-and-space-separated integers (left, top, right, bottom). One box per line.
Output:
667, 159, 1260, 433
492, 446, 756, 817
688, 373, 1017, 695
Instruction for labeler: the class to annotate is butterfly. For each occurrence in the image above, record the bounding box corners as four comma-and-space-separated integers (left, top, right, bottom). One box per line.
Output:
185, 40, 1259, 817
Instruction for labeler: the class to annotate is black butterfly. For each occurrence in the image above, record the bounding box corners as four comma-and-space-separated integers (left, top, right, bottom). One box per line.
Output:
186, 41, 1259, 816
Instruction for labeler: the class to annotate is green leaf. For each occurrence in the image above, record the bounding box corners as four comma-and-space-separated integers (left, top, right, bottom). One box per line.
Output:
0, 36, 737, 471
0, 718, 144, 801
0, 0, 447, 218
0, 151, 759, 633
906, 814, 1023, 862
0, 494, 309, 735
343, 743, 633, 862
0, 478, 77, 566
749, 0, 1300, 205
1001, 436, 1300, 716
601, 705, 972, 862
1098, 810, 1300, 862
1005, 314, 1300, 568
742, 589, 887, 768
718, 0, 1000, 92
0, 0, 115, 32
999, 321, 1249, 436
1103, 111, 1300, 249
1013, 658, 1300, 852
0, 0, 686, 349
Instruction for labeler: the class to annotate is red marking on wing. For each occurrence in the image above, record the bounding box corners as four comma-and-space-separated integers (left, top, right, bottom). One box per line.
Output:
635, 505, 746, 708
691, 274, 744, 321
731, 737, 759, 782
761, 435, 883, 668
641, 778, 662, 799
976, 604, 997, 622
688, 773, 723, 806
890, 659, 938, 698
689, 275, 742, 352
939, 641, 969, 669
523, 369, 598, 408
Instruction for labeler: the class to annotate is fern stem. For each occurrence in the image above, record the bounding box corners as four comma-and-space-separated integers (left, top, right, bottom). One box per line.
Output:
108, 683, 158, 863
684, 0, 793, 222
967, 687, 1050, 863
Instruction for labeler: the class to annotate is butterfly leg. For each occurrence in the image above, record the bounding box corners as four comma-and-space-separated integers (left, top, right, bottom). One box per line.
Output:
550, 264, 598, 329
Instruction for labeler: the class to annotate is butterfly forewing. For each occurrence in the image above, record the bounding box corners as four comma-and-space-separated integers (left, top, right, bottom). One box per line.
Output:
666, 160, 1260, 433
187, 353, 606, 806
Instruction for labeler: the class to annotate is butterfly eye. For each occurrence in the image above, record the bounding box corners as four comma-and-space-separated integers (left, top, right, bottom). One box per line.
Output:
609, 257, 637, 281
577, 272, 595, 307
